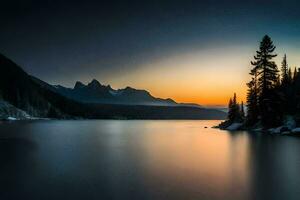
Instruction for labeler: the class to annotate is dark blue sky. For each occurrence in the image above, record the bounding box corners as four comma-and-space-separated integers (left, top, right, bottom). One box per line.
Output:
1, 0, 300, 104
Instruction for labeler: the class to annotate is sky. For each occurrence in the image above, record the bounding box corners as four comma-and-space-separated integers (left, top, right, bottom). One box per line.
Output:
1, 0, 300, 106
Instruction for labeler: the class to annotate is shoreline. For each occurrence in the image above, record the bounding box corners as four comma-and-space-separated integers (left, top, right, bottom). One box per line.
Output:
216, 120, 300, 136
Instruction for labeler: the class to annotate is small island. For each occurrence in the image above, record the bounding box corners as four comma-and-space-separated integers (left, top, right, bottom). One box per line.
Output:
218, 35, 300, 135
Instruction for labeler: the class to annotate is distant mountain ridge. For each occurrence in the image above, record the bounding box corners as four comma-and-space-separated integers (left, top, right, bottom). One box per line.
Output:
52, 79, 201, 107
0, 53, 226, 120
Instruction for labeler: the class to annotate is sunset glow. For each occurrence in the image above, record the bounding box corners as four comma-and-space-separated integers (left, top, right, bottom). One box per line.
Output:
90, 45, 300, 106
2, 0, 300, 107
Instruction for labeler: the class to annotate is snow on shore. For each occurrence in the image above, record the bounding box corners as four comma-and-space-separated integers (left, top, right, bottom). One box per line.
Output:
0, 100, 31, 120
225, 123, 243, 131
268, 116, 298, 135
292, 128, 300, 133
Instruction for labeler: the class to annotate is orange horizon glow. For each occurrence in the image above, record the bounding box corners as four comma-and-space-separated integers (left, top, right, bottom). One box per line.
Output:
106, 47, 250, 106
74, 45, 300, 107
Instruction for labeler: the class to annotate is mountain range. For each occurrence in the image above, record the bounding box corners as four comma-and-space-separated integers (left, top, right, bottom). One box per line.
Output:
53, 80, 178, 106
0, 53, 226, 120
46, 79, 202, 107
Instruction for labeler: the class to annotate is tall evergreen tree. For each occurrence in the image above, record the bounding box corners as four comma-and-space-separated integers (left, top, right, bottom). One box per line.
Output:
249, 35, 280, 127
288, 67, 292, 84
293, 67, 298, 82
246, 77, 259, 125
232, 93, 237, 106
251, 35, 278, 94
246, 57, 260, 125
227, 93, 243, 123
281, 54, 288, 85
227, 98, 234, 122
240, 101, 245, 119
232, 93, 241, 121
243, 37, 300, 128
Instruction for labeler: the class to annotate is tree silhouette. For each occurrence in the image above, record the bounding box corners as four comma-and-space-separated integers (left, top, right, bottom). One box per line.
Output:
246, 76, 259, 125
293, 67, 298, 82
249, 35, 280, 127
240, 101, 245, 119
246, 59, 260, 125
227, 93, 243, 123
281, 54, 288, 85
251, 35, 278, 94
227, 98, 234, 122
224, 35, 300, 129
288, 67, 292, 84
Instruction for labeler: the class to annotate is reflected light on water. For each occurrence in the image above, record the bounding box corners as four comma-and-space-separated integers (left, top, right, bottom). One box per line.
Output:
137, 121, 251, 199
1, 120, 300, 200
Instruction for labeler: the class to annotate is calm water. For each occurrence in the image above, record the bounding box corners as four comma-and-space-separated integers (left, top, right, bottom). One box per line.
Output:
0, 120, 300, 200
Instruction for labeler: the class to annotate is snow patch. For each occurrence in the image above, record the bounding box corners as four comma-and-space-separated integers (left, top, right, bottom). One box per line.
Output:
269, 126, 283, 134
7, 117, 17, 120
253, 127, 263, 132
269, 126, 291, 134
226, 123, 243, 131
0, 100, 31, 120
284, 116, 296, 130
292, 128, 300, 133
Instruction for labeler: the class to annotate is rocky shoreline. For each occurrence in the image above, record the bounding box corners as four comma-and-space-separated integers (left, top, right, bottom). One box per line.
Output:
216, 116, 300, 136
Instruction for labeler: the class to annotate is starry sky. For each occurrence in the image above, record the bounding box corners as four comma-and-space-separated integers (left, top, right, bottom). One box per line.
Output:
1, 0, 300, 106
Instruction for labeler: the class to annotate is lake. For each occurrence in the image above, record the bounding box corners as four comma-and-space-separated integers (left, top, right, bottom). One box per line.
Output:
0, 120, 300, 200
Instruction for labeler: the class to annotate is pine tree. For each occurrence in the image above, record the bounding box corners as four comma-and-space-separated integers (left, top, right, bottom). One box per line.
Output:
246, 77, 259, 125
251, 35, 278, 94
232, 93, 237, 106
281, 54, 288, 85
232, 93, 240, 121
240, 101, 245, 119
246, 62, 259, 125
249, 35, 280, 127
227, 98, 234, 122
227, 93, 243, 123
293, 67, 298, 83
288, 67, 292, 84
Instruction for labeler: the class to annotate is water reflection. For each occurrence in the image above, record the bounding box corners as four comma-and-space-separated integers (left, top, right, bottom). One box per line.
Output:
0, 120, 299, 200
0, 137, 37, 199
246, 134, 300, 200
139, 121, 252, 200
